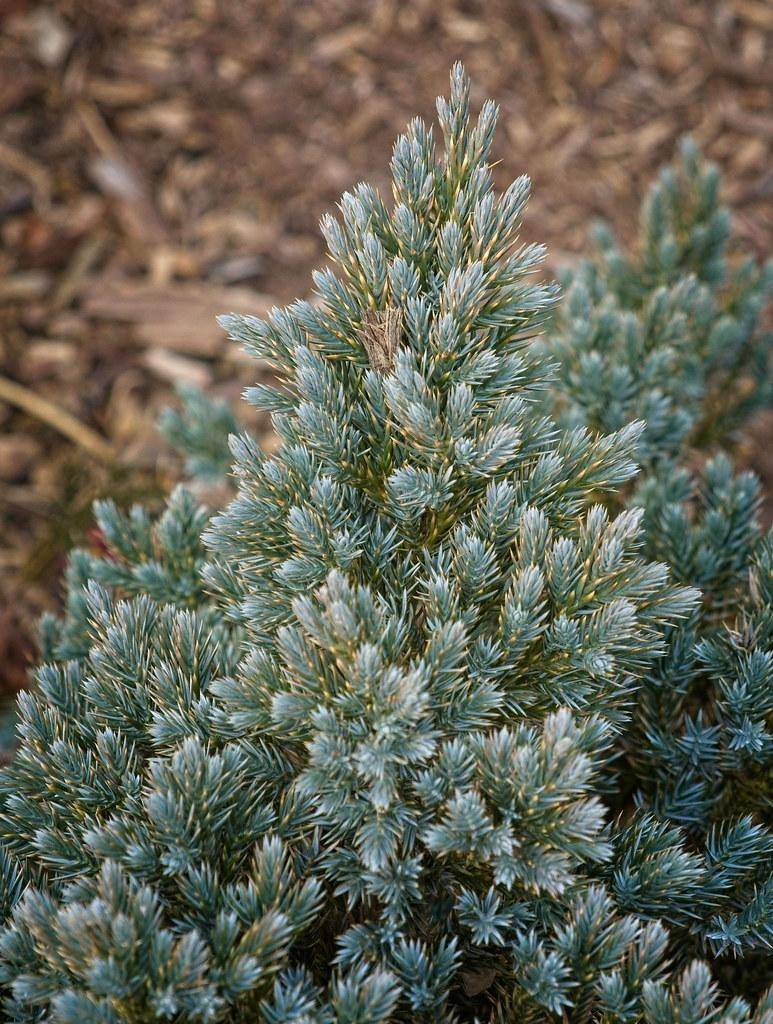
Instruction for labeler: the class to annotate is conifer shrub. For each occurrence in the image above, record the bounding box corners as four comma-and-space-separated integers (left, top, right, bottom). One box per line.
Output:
0, 66, 770, 1023
544, 138, 772, 465
160, 385, 241, 485
542, 143, 773, 984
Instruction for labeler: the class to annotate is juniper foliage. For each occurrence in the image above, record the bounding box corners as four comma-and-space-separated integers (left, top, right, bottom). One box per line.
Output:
545, 138, 772, 465
159, 384, 241, 483
0, 67, 771, 1023
543, 142, 773, 974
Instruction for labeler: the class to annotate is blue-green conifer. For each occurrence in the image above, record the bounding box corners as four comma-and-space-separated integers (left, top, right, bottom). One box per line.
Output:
0, 67, 770, 1022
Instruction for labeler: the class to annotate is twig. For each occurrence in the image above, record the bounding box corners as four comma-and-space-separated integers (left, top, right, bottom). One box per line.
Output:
76, 99, 120, 158
52, 232, 107, 310
0, 375, 115, 464
524, 1, 571, 102
0, 141, 52, 211
0, 486, 52, 517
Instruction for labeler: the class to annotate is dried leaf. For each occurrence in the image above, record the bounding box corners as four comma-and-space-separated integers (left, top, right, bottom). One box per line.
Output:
359, 307, 402, 375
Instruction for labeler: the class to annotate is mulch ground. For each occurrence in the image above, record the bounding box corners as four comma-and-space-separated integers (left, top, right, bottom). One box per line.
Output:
1, 0, 771, 700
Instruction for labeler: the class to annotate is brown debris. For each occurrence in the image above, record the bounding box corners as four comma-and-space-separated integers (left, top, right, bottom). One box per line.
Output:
360, 308, 402, 375
81, 278, 274, 357
0, 434, 42, 482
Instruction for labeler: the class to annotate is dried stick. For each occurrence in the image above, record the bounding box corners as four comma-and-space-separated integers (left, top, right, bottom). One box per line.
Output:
0, 375, 115, 464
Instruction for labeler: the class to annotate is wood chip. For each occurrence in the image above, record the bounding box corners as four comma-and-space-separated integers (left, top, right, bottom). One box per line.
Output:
81, 279, 276, 357
143, 347, 211, 387
0, 271, 51, 301
0, 435, 42, 482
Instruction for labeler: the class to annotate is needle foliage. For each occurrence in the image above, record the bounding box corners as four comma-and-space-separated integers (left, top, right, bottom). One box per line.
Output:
0, 67, 770, 1023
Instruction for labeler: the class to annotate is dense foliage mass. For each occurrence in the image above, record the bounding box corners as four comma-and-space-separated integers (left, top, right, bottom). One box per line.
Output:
0, 66, 770, 1023
541, 147, 773, 997
544, 136, 772, 465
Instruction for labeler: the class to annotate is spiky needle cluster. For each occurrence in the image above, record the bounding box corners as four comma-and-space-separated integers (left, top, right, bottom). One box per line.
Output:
0, 66, 770, 1023
545, 138, 772, 466
543, 141, 773, 974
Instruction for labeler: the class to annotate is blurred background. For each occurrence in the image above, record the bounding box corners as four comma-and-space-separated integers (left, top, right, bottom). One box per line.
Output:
1, 0, 771, 711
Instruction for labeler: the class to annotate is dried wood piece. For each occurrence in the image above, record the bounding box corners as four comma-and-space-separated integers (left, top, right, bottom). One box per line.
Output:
0, 375, 115, 464
20, 341, 79, 380
51, 233, 107, 310
0, 141, 52, 211
143, 347, 211, 388
79, 99, 168, 247
0, 272, 51, 301
0, 435, 42, 482
82, 279, 275, 357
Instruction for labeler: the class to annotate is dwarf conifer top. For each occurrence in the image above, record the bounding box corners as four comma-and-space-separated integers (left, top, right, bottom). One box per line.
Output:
0, 65, 770, 1024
